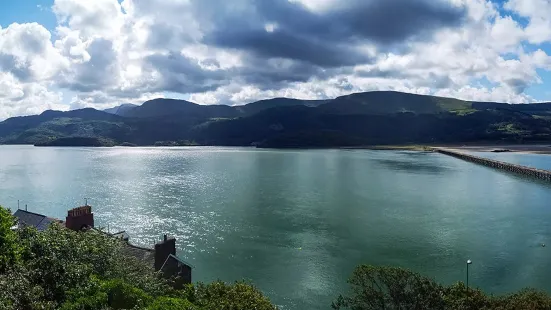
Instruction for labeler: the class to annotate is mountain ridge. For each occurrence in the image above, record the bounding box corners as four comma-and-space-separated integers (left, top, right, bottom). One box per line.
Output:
2, 91, 551, 147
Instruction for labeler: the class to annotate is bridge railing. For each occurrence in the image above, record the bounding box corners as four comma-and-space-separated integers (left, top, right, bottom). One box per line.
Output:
435, 148, 551, 182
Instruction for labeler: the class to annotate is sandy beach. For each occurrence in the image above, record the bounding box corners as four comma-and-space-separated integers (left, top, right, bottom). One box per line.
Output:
441, 144, 551, 155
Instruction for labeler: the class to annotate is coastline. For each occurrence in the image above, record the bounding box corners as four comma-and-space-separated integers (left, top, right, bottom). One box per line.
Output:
3, 142, 551, 155
353, 143, 551, 155
434, 144, 551, 155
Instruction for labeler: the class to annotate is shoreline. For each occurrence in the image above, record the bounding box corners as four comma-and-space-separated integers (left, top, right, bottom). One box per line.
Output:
3, 143, 551, 155
352, 143, 551, 155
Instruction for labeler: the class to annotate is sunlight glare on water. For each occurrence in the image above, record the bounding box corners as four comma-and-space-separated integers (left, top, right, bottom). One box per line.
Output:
2, 146, 551, 309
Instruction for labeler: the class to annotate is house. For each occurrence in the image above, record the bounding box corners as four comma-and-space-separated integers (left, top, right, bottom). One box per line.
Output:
13, 209, 61, 231
13, 205, 193, 284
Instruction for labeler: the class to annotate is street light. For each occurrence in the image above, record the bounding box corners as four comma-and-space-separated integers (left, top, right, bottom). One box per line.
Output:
466, 259, 472, 288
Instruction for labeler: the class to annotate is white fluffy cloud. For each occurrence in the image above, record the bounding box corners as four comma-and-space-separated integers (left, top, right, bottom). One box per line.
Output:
504, 0, 551, 44
0, 0, 551, 119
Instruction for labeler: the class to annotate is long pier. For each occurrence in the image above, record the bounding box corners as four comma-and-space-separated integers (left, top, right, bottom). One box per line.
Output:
435, 148, 551, 182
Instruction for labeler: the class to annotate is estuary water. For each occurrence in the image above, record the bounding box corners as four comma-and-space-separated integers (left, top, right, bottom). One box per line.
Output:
1, 145, 551, 309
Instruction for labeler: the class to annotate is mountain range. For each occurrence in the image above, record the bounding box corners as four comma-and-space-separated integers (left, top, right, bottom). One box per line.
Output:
2, 91, 551, 147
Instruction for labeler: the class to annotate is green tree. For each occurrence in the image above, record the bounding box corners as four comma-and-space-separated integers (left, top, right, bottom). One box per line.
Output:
0, 206, 21, 272
333, 265, 551, 310
332, 265, 446, 310
147, 297, 198, 310
496, 289, 551, 310
184, 281, 278, 310
442, 282, 494, 310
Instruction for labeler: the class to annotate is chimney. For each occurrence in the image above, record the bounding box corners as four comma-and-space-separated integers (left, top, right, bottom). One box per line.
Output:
154, 234, 176, 271
65, 205, 94, 231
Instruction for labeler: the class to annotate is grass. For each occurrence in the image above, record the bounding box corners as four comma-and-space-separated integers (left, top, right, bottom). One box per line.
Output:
451, 108, 478, 116
433, 97, 472, 112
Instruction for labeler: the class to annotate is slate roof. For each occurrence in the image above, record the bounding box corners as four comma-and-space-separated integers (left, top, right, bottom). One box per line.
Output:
161, 254, 194, 270
91, 227, 155, 266
13, 209, 59, 231
123, 243, 155, 266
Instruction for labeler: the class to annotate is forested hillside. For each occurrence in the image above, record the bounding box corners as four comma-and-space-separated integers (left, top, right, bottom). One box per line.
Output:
2, 91, 551, 147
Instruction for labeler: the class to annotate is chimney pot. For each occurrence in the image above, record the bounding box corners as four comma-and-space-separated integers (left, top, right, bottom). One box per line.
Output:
66, 206, 94, 231
155, 235, 176, 271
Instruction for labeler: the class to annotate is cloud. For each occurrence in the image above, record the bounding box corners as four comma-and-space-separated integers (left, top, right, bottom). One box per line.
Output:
200, 0, 465, 67
504, 0, 551, 44
0, 23, 66, 82
0, 0, 551, 120
53, 0, 124, 39
0, 72, 65, 120
143, 52, 228, 93
57, 38, 120, 92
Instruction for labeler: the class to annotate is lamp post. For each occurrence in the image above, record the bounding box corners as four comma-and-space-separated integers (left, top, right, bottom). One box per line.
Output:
466, 259, 472, 288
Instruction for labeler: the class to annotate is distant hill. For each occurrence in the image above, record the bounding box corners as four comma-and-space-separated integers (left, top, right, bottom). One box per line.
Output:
236, 98, 329, 116
2, 91, 551, 147
0, 109, 128, 145
122, 98, 239, 119
123, 97, 328, 119
103, 103, 138, 116
319, 91, 472, 115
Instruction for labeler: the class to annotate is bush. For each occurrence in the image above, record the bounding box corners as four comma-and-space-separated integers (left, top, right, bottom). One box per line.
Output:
332, 265, 446, 310
183, 281, 278, 310
334, 265, 551, 310
147, 297, 198, 310
0, 206, 21, 272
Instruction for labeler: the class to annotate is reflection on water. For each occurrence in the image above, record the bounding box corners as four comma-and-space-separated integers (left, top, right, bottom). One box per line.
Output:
1, 146, 551, 309
374, 158, 452, 174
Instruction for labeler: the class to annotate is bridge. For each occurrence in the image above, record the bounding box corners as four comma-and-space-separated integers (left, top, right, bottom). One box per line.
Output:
435, 148, 551, 182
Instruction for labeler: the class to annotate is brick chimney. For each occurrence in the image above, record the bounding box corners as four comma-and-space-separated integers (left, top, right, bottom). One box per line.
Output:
65, 205, 94, 231
154, 234, 176, 271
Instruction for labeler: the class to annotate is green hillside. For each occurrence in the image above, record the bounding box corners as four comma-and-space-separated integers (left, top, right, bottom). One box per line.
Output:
1, 91, 551, 147
320, 91, 472, 115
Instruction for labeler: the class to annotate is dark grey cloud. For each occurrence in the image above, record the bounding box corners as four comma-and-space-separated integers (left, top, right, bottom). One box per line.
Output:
82, 0, 468, 99
58, 38, 119, 92
236, 56, 348, 89
505, 78, 529, 94
145, 23, 194, 50
0, 54, 33, 82
357, 68, 454, 89
197, 0, 466, 67
144, 52, 228, 93
207, 29, 368, 67
142, 51, 346, 94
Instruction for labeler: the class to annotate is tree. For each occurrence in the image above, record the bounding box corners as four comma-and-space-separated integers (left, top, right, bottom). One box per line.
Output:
333, 265, 551, 310
332, 265, 445, 310
183, 281, 278, 310
0, 206, 21, 272
147, 297, 198, 310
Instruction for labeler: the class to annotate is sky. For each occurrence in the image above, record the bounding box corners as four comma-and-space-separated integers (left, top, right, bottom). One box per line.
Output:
1, 0, 551, 120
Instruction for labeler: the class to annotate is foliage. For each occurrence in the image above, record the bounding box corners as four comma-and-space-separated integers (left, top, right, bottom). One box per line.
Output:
496, 289, 551, 310
34, 136, 116, 147
0, 206, 21, 272
154, 140, 199, 147
183, 281, 278, 310
0, 206, 278, 309
147, 297, 198, 310
333, 265, 551, 310
332, 265, 445, 310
